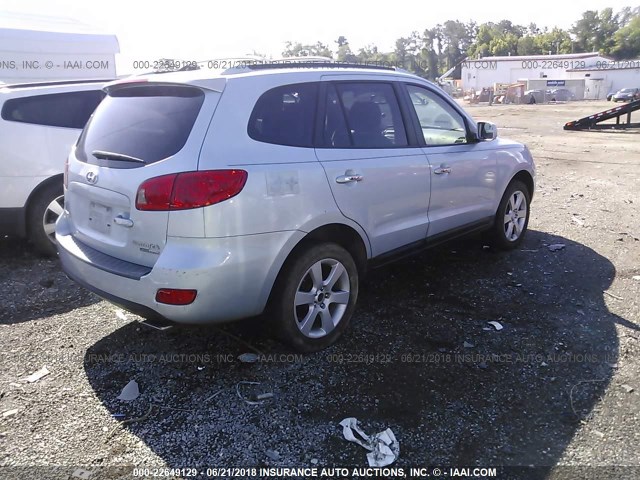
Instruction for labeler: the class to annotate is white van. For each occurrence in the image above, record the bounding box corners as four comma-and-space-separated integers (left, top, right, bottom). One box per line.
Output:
0, 79, 108, 255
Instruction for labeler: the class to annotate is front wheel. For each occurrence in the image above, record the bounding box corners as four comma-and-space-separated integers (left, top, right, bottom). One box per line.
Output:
489, 180, 531, 250
270, 243, 358, 352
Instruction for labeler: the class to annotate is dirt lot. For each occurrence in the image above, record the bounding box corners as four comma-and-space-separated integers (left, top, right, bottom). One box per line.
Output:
1, 100, 639, 480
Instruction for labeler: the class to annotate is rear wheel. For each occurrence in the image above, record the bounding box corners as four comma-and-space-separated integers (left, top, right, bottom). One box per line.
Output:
270, 243, 358, 352
28, 182, 63, 257
489, 180, 530, 250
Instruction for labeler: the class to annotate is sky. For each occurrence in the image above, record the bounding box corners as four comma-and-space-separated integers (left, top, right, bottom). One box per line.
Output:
1, 0, 635, 74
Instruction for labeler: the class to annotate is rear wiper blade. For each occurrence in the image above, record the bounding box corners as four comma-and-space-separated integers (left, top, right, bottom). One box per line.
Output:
91, 150, 146, 164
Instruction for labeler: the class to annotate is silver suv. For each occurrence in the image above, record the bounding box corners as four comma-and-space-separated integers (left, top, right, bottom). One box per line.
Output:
56, 63, 535, 351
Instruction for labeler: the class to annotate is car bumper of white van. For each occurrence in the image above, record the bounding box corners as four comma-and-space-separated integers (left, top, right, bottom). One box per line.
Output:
56, 219, 301, 324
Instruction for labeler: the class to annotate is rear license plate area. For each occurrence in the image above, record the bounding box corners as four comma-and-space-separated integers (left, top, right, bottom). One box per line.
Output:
88, 202, 112, 235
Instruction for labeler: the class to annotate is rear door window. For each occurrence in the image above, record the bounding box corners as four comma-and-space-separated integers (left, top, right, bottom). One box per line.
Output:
76, 85, 205, 166
1, 90, 105, 129
330, 82, 408, 148
248, 82, 318, 147
322, 85, 351, 148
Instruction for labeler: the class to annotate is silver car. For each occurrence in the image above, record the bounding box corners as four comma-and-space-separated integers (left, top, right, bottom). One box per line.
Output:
56, 63, 535, 352
612, 88, 640, 102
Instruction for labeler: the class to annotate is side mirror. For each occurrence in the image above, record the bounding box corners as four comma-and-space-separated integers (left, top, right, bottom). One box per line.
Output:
477, 121, 498, 141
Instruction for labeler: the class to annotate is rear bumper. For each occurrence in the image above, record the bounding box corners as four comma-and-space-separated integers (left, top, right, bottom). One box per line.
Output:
56, 216, 302, 324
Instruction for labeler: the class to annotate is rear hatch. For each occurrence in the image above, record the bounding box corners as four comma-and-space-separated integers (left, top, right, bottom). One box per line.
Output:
65, 81, 221, 267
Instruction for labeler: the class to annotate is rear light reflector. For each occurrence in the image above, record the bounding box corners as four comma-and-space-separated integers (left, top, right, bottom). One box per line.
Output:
156, 288, 197, 305
136, 170, 247, 211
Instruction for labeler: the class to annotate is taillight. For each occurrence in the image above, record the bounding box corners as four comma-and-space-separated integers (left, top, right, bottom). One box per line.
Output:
156, 288, 197, 305
135, 174, 174, 211
136, 170, 247, 211
63, 157, 69, 188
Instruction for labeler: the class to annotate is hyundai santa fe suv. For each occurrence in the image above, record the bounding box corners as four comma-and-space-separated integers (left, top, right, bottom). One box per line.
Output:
56, 63, 535, 352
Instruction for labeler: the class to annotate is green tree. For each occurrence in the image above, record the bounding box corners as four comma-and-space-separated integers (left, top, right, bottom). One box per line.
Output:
336, 36, 348, 47
335, 36, 357, 62
612, 13, 640, 59
422, 27, 441, 79
282, 41, 332, 58
598, 8, 621, 55
572, 10, 598, 52
517, 36, 540, 55
355, 44, 392, 65
436, 20, 476, 77
394, 36, 411, 69
279, 5, 640, 79
535, 28, 573, 54
469, 21, 523, 57
617, 6, 640, 27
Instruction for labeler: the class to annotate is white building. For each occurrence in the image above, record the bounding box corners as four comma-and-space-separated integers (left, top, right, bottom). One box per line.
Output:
461, 52, 610, 92
567, 62, 640, 99
0, 12, 119, 84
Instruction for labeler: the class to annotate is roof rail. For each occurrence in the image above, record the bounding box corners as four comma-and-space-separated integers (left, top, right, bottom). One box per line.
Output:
1, 78, 114, 89
245, 62, 396, 71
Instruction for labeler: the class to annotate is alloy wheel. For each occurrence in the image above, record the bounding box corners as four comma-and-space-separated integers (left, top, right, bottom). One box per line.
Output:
293, 258, 351, 338
43, 195, 64, 244
503, 190, 527, 242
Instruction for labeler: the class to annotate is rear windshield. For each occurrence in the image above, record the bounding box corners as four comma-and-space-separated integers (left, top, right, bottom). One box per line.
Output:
76, 85, 205, 166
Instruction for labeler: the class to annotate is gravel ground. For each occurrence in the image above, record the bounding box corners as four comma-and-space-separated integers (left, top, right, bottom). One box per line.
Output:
1, 100, 639, 480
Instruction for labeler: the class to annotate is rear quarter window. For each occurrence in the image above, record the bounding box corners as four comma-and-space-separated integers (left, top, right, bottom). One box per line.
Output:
248, 82, 318, 147
1, 90, 105, 129
76, 85, 205, 166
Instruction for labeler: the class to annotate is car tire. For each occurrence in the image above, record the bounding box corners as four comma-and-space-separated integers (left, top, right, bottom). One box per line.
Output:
270, 242, 358, 352
27, 182, 63, 257
489, 180, 531, 250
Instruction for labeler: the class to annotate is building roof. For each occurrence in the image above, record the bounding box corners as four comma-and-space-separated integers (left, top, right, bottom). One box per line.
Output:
0, 11, 119, 54
472, 52, 607, 62
567, 60, 640, 72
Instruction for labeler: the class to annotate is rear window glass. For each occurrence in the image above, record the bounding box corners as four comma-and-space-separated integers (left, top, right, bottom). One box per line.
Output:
1, 90, 105, 129
248, 82, 318, 147
76, 85, 205, 165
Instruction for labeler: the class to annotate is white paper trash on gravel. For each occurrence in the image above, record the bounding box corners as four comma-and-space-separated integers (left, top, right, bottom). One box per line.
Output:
339, 417, 399, 467
24, 366, 49, 383
487, 321, 504, 331
117, 380, 140, 401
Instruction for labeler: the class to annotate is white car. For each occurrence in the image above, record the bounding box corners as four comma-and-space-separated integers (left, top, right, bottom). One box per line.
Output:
57, 63, 535, 351
0, 80, 107, 255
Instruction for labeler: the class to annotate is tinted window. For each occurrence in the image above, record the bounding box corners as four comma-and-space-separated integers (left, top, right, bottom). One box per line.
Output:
406, 84, 468, 146
333, 82, 408, 148
1, 90, 105, 129
77, 85, 205, 165
248, 83, 318, 147
322, 85, 350, 147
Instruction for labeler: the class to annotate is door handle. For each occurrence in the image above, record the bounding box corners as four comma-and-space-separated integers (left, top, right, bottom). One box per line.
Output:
336, 173, 363, 184
113, 215, 134, 228
434, 166, 452, 175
